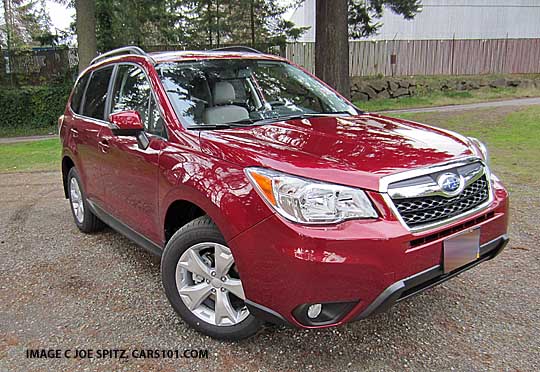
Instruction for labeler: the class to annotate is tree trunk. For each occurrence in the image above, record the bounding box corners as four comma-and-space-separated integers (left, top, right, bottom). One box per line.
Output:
315, 0, 349, 98
250, 0, 255, 46
75, 0, 97, 73
216, 0, 220, 46
207, 0, 213, 47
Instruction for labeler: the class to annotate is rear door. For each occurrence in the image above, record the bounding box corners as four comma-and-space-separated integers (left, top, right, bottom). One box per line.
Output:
67, 66, 114, 203
98, 63, 167, 244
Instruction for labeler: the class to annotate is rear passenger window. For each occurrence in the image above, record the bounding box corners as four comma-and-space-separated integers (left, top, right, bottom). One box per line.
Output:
70, 73, 90, 114
83, 66, 113, 120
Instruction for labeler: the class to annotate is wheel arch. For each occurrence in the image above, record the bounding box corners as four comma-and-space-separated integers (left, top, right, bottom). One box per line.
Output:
163, 199, 208, 244
62, 155, 75, 199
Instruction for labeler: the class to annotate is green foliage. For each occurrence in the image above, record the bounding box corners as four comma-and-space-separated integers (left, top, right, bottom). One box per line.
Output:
398, 106, 540, 185
1, 0, 52, 48
348, 0, 422, 38
95, 0, 308, 51
0, 84, 71, 131
0, 138, 60, 172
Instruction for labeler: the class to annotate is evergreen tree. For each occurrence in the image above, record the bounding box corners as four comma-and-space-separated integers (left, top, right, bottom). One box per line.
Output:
1, 0, 52, 48
95, 0, 307, 51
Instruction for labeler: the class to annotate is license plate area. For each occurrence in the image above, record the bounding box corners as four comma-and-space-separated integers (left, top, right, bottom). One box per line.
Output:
443, 228, 480, 273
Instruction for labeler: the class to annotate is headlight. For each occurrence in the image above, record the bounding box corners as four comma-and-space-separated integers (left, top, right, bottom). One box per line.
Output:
245, 168, 378, 224
468, 137, 490, 165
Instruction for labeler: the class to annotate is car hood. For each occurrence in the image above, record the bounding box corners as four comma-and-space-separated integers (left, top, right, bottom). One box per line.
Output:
199, 114, 477, 191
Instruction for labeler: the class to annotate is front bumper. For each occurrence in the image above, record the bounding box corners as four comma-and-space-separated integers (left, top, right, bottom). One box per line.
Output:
354, 234, 508, 321
229, 177, 509, 328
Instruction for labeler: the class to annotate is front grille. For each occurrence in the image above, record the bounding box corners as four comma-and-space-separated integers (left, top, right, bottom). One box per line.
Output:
392, 176, 490, 228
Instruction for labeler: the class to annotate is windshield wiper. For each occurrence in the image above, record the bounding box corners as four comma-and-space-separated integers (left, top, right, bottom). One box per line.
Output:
186, 121, 256, 130
186, 112, 357, 130
186, 124, 233, 130
249, 112, 354, 125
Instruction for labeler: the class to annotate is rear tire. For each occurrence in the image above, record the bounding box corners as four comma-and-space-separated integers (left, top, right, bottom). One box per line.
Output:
161, 216, 262, 340
67, 168, 105, 233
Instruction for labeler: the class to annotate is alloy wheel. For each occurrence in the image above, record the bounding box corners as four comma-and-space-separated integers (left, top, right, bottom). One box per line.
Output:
175, 242, 249, 326
70, 177, 84, 224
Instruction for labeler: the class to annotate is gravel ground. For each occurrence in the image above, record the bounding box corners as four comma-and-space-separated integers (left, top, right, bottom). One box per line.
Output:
0, 171, 539, 372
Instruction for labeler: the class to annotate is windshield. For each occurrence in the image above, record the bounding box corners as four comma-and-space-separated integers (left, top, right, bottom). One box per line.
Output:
157, 59, 358, 127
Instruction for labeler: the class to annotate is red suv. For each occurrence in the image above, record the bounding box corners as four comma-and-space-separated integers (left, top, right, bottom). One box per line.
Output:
59, 46, 509, 340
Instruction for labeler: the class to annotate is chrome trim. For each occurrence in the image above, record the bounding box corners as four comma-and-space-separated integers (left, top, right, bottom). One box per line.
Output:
389, 162, 484, 200
462, 164, 485, 185
90, 46, 156, 66
380, 157, 494, 233
436, 173, 465, 198
71, 112, 111, 128
379, 157, 483, 192
389, 182, 440, 199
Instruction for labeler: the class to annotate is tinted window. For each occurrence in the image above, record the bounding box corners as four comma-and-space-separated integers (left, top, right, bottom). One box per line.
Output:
111, 64, 165, 136
83, 66, 114, 120
158, 60, 357, 127
70, 73, 90, 114
148, 96, 166, 137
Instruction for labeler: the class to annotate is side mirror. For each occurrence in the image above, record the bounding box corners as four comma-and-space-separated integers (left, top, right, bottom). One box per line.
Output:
109, 110, 144, 135
109, 110, 149, 150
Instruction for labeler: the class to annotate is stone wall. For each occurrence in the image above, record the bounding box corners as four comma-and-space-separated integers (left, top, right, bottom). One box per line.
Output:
350, 76, 540, 102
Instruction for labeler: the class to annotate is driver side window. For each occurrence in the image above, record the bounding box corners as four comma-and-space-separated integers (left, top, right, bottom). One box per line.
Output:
111, 64, 165, 137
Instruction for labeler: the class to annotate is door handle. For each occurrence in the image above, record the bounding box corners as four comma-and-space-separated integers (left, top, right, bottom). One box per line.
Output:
70, 128, 79, 138
98, 139, 110, 153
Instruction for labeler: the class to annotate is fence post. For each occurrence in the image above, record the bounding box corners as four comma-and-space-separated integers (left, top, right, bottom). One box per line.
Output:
450, 33, 455, 75
503, 32, 509, 73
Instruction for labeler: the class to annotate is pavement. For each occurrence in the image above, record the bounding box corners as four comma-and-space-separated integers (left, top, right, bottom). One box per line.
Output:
0, 168, 538, 371
380, 96, 540, 114
0, 134, 56, 144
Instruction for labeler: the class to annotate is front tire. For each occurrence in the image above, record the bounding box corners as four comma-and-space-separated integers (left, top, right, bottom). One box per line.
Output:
67, 168, 104, 233
161, 216, 262, 340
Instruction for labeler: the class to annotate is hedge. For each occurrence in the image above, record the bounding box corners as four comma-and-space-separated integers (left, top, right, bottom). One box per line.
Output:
0, 84, 72, 130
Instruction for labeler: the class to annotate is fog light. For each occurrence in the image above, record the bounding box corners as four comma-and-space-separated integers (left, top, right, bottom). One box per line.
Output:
307, 303, 322, 319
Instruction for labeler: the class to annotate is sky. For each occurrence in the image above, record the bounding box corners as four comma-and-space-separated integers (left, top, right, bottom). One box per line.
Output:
46, 0, 75, 32
45, 0, 295, 32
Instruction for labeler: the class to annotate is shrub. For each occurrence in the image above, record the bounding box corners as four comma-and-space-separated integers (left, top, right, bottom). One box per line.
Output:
0, 84, 72, 131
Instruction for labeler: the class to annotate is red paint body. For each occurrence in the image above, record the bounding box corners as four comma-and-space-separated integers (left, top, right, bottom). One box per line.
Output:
60, 50, 509, 328
108, 110, 144, 131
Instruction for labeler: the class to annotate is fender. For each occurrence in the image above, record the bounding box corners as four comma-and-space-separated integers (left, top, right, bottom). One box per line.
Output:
158, 146, 274, 243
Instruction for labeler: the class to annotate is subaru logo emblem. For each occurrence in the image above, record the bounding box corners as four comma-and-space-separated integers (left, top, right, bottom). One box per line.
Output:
437, 173, 464, 197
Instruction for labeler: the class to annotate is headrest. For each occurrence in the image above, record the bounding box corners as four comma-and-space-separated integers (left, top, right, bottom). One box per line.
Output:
213, 81, 236, 105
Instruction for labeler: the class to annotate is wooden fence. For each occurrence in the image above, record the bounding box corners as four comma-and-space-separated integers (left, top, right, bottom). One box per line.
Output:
1, 47, 78, 85
286, 39, 540, 76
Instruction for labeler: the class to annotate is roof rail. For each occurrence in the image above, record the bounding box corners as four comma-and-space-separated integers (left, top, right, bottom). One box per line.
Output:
90, 46, 156, 65
210, 46, 263, 54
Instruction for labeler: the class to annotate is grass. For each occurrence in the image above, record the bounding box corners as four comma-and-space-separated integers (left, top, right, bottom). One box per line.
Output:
0, 125, 57, 138
1, 105, 538, 180
0, 138, 60, 173
395, 105, 540, 186
355, 86, 540, 112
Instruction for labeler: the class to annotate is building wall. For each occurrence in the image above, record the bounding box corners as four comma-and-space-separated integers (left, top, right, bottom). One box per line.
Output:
289, 0, 540, 41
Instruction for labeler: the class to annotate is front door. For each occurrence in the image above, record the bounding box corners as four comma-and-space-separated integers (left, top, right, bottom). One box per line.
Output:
99, 64, 167, 244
